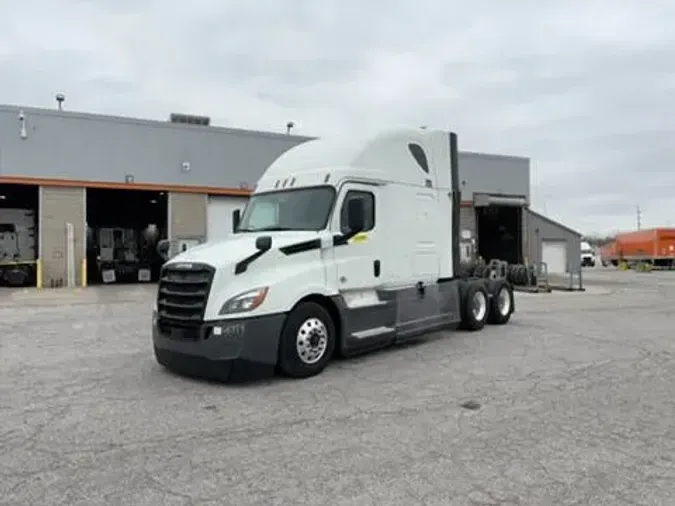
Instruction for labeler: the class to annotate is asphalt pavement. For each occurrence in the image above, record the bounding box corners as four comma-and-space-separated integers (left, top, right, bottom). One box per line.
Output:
2, 270, 675, 505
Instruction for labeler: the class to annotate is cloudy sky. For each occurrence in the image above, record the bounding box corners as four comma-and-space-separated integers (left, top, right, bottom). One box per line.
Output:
1, 0, 673, 234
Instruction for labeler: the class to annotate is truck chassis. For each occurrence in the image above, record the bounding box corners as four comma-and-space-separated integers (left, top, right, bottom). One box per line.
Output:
153, 267, 514, 382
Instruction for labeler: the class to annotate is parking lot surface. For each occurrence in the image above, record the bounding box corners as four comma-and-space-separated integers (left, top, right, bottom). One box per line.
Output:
2, 270, 675, 505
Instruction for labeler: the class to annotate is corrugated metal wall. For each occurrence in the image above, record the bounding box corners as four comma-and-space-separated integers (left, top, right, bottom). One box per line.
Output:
0, 105, 310, 190
525, 209, 581, 272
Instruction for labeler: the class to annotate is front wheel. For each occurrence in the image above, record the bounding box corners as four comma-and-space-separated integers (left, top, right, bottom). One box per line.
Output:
278, 302, 336, 379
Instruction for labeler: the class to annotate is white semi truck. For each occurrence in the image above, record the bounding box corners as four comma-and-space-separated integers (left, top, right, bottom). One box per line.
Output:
580, 241, 596, 267
153, 128, 515, 381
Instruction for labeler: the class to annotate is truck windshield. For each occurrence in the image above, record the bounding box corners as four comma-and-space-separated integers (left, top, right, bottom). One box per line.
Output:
237, 186, 335, 232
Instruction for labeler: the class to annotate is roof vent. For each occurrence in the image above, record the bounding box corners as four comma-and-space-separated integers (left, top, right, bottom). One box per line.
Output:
169, 113, 211, 126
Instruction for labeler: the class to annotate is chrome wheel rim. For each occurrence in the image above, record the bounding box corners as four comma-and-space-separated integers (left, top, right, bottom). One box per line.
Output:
472, 291, 487, 321
497, 287, 511, 316
296, 317, 329, 365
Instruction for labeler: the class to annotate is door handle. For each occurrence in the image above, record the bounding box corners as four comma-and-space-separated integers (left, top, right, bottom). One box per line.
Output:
373, 260, 381, 278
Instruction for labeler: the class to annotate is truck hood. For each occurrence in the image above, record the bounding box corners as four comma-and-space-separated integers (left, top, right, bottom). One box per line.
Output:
164, 231, 320, 269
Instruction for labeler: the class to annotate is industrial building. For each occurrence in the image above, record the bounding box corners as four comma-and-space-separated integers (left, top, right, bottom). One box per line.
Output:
0, 103, 581, 289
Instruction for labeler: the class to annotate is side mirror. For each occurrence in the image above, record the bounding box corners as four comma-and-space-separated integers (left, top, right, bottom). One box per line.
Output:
255, 235, 272, 252
232, 209, 241, 232
347, 198, 365, 233
156, 238, 171, 261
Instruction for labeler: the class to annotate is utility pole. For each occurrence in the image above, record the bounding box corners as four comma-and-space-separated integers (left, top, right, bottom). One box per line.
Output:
636, 205, 642, 230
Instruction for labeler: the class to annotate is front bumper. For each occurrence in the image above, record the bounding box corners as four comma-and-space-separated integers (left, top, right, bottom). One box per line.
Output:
152, 311, 286, 382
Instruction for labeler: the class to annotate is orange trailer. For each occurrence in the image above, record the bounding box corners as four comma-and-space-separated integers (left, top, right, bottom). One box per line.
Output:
602, 228, 675, 267
599, 241, 617, 266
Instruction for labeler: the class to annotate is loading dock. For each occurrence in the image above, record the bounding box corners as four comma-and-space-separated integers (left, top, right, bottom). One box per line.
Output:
0, 183, 39, 287
474, 194, 527, 265
86, 188, 167, 284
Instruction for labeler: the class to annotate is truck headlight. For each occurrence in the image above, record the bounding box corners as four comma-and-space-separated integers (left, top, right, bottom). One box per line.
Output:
219, 287, 269, 315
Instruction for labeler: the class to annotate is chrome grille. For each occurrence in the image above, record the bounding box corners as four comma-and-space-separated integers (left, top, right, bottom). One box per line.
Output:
157, 263, 214, 327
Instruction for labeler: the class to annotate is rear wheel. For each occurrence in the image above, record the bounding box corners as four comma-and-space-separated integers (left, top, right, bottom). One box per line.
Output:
488, 281, 513, 325
278, 302, 336, 379
461, 282, 489, 331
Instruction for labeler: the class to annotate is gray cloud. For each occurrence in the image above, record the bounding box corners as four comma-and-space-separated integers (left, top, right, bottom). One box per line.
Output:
1, 0, 674, 234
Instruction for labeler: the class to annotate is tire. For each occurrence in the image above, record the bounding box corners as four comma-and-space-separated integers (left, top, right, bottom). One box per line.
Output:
4, 267, 28, 287
277, 302, 336, 379
487, 281, 514, 325
460, 282, 489, 331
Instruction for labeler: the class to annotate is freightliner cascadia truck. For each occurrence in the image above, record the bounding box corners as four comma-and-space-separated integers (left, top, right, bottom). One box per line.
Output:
152, 128, 515, 381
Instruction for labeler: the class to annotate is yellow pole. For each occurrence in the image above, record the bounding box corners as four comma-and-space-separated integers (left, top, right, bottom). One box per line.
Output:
36, 259, 43, 289
81, 258, 88, 287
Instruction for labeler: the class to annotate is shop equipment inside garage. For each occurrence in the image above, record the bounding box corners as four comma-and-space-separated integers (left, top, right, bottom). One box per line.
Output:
0, 183, 39, 287
475, 205, 523, 265
85, 188, 167, 284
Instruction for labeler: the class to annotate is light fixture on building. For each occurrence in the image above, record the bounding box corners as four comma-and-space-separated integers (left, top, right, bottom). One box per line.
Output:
18, 110, 27, 139
56, 92, 66, 110
181, 161, 191, 172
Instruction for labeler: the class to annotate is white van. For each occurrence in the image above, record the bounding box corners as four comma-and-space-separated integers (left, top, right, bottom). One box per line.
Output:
152, 128, 515, 381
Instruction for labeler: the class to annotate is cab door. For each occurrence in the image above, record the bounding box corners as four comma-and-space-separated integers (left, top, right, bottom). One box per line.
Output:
331, 183, 382, 292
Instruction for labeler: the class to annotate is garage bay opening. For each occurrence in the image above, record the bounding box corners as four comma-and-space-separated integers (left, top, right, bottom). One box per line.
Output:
86, 188, 168, 284
475, 204, 523, 265
0, 183, 39, 287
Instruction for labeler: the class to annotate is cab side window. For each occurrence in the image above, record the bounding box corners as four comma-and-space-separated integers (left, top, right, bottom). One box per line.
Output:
340, 190, 375, 234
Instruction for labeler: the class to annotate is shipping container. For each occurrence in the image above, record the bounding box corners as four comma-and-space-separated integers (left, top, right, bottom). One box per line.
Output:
600, 241, 618, 266
602, 228, 675, 267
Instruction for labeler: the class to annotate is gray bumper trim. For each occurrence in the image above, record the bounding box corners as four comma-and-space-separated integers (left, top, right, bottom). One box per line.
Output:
152, 312, 286, 381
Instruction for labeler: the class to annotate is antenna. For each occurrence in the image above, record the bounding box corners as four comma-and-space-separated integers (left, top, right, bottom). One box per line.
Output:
636, 205, 642, 230
55, 93, 65, 110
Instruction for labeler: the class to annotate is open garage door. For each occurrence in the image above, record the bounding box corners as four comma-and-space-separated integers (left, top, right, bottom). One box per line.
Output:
0, 183, 39, 288
542, 240, 567, 274
207, 195, 248, 242
475, 205, 523, 264
86, 188, 167, 284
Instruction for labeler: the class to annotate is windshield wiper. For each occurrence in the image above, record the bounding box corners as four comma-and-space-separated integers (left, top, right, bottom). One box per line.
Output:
238, 226, 295, 232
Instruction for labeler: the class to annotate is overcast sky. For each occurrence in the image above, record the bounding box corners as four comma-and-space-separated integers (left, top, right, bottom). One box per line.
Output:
1, 0, 674, 235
